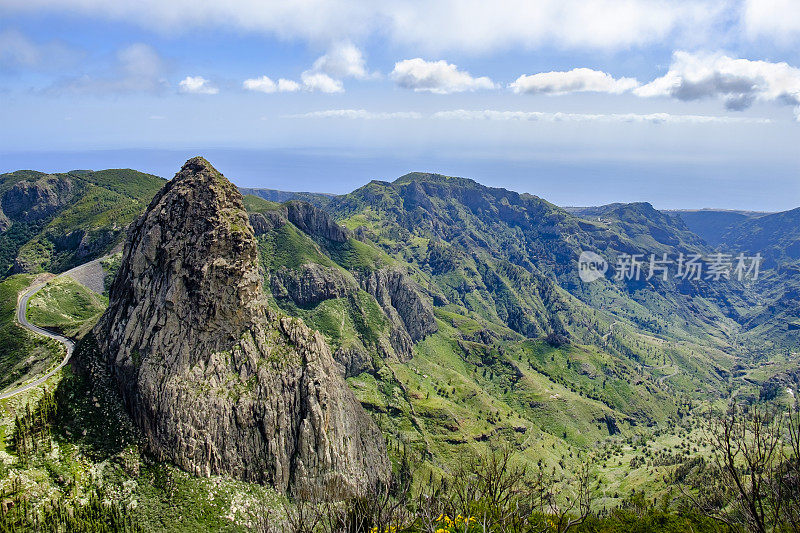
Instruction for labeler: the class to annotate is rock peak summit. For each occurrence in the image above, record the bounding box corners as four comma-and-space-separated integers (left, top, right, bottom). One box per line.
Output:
94, 158, 389, 496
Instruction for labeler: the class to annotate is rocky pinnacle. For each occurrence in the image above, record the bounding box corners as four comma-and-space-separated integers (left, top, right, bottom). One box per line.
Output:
94, 157, 390, 497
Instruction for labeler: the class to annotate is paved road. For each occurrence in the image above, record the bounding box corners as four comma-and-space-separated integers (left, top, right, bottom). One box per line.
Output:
0, 280, 76, 400
657, 364, 680, 386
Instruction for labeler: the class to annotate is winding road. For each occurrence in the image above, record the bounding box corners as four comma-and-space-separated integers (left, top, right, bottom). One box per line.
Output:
0, 279, 77, 400
0, 256, 109, 400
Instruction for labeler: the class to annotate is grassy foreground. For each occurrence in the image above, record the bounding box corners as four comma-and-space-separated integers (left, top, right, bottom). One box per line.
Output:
26, 275, 107, 339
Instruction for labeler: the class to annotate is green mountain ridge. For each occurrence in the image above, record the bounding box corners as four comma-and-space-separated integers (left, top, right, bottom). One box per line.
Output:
239, 186, 336, 208
664, 208, 768, 246
0, 169, 165, 277
235, 170, 795, 469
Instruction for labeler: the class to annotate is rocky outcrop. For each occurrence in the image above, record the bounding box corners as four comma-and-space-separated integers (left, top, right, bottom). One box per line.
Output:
334, 342, 374, 378
1, 176, 74, 221
0, 208, 9, 232
273, 263, 438, 364
249, 211, 286, 235
357, 267, 438, 360
11, 226, 120, 274
286, 201, 349, 243
248, 198, 434, 369
271, 263, 356, 306
51, 228, 119, 259
93, 157, 389, 497
248, 201, 348, 245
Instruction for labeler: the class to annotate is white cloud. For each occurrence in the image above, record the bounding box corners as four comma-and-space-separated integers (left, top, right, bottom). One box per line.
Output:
310, 42, 374, 79
300, 71, 344, 93
391, 58, 495, 94
384, 0, 727, 53
243, 75, 276, 93
0, 1, 731, 53
244, 43, 367, 94
244, 72, 342, 93
278, 79, 302, 92
243, 72, 342, 94
243, 75, 301, 93
287, 109, 424, 119
432, 109, 771, 123
743, 0, 800, 43
635, 51, 800, 117
178, 75, 218, 94
510, 68, 639, 95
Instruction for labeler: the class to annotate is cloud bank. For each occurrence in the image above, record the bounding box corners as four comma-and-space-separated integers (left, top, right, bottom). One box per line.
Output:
743, 0, 800, 43
431, 109, 770, 124
287, 109, 424, 119
0, 0, 734, 53
287, 108, 771, 124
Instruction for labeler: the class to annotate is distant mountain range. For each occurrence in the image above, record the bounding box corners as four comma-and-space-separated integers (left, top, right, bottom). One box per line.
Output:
238, 186, 335, 208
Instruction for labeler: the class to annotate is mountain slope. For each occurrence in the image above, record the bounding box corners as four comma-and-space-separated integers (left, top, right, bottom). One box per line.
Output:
574, 202, 706, 250
330, 174, 750, 349
240, 192, 684, 470
0, 169, 165, 277
3, 161, 799, 525
715, 208, 800, 352
245, 195, 439, 376
719, 207, 800, 267
665, 209, 765, 246
240, 172, 762, 468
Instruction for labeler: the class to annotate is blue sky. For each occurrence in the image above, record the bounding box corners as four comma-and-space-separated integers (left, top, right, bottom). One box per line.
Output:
1, 0, 799, 210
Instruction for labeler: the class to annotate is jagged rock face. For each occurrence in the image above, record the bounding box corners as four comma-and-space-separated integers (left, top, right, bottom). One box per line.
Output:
248, 199, 436, 370
286, 201, 349, 243
271, 263, 356, 306
357, 267, 438, 360
249, 211, 286, 235
1, 176, 74, 221
334, 343, 373, 378
248, 201, 348, 244
271, 262, 437, 364
0, 208, 9, 232
94, 157, 389, 497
